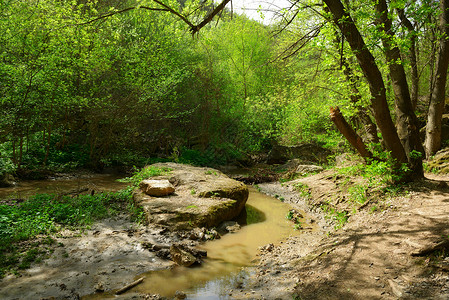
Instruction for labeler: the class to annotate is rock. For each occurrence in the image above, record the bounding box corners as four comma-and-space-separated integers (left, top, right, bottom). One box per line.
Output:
134, 163, 248, 230
174, 291, 187, 299
0, 173, 15, 188
94, 282, 105, 292
277, 159, 302, 171
427, 147, 449, 174
217, 221, 241, 234
267, 143, 332, 165
139, 180, 175, 197
169, 244, 205, 267
170, 246, 196, 266
204, 229, 220, 240
188, 227, 204, 240
260, 243, 274, 252
295, 165, 324, 175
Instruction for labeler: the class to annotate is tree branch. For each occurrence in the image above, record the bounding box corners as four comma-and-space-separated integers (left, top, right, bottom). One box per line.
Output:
77, 6, 169, 26
190, 0, 231, 34
152, 0, 195, 28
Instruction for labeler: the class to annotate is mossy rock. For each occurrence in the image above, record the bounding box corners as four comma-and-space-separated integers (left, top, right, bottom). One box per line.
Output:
427, 147, 449, 174
133, 163, 248, 230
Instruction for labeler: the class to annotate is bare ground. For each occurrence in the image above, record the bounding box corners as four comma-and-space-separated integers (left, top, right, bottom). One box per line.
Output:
233, 171, 449, 300
0, 217, 176, 300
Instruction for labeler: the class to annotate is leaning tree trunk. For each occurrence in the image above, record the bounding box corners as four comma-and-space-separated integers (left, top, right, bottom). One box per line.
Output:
330, 26, 379, 144
425, 0, 449, 158
323, 0, 408, 164
330, 107, 373, 159
375, 0, 424, 177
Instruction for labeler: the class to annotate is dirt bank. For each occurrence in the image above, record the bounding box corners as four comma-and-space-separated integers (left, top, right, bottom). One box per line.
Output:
0, 216, 179, 299
232, 172, 449, 299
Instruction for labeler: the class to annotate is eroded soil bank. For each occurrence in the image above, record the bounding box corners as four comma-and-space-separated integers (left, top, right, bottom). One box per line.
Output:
231, 172, 449, 300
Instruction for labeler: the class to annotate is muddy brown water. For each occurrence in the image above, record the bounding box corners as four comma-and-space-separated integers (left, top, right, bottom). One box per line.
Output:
0, 173, 129, 200
0, 175, 311, 299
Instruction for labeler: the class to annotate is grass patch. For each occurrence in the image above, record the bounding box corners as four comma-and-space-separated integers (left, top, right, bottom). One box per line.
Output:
0, 187, 143, 277
118, 165, 172, 186
321, 204, 349, 230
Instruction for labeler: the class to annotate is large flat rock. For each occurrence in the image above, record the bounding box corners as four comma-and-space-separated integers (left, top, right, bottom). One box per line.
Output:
133, 163, 248, 230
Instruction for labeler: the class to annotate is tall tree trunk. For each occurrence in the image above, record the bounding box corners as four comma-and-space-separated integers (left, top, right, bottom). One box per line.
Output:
425, 0, 449, 158
397, 8, 419, 110
375, 0, 424, 176
323, 0, 408, 164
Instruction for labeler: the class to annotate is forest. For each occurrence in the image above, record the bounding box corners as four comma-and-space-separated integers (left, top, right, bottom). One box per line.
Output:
1, 0, 446, 180
2, 0, 449, 298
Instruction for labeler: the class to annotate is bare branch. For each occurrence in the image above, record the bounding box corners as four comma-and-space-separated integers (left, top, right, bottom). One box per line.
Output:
152, 0, 195, 28
77, 6, 169, 26
190, 0, 231, 34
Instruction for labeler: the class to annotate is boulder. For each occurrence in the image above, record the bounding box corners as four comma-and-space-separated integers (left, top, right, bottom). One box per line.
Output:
0, 174, 15, 188
139, 179, 175, 196
427, 147, 449, 174
267, 143, 331, 165
295, 165, 324, 175
133, 163, 249, 230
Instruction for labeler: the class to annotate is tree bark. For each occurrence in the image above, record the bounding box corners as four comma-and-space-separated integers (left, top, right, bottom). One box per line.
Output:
375, 0, 424, 176
425, 0, 449, 158
323, 0, 408, 164
330, 107, 373, 159
330, 25, 379, 145
397, 8, 419, 110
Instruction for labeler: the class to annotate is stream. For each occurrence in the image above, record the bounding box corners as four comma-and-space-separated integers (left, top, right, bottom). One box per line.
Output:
0, 174, 312, 299
131, 188, 305, 299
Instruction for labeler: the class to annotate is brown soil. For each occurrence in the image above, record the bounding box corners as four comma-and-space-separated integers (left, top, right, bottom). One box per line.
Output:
0, 217, 177, 299
233, 172, 449, 300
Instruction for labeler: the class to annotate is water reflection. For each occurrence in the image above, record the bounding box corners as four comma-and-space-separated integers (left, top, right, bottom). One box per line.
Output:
0, 174, 129, 200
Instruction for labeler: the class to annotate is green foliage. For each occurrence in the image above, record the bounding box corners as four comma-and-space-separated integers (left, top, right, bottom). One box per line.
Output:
119, 166, 172, 186
348, 185, 368, 204
0, 144, 15, 176
322, 204, 349, 230
293, 183, 312, 200
0, 187, 139, 277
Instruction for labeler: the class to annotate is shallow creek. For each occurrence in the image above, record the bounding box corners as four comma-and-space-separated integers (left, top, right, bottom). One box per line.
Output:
130, 188, 305, 299
0, 173, 128, 200
0, 175, 311, 299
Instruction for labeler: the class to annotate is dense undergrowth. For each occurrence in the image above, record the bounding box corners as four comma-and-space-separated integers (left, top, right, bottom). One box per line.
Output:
0, 188, 144, 278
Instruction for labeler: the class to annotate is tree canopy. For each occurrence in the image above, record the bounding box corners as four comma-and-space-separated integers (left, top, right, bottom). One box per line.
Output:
1, 0, 449, 178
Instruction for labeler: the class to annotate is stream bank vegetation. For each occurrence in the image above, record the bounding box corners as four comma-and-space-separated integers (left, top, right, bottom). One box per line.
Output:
0, 188, 144, 277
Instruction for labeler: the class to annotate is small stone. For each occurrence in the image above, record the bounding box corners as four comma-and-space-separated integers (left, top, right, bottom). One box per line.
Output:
139, 180, 175, 197
170, 245, 197, 267
94, 282, 105, 292
174, 290, 186, 299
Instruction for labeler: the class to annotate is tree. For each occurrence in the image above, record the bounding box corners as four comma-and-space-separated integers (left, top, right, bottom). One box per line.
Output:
425, 0, 449, 158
